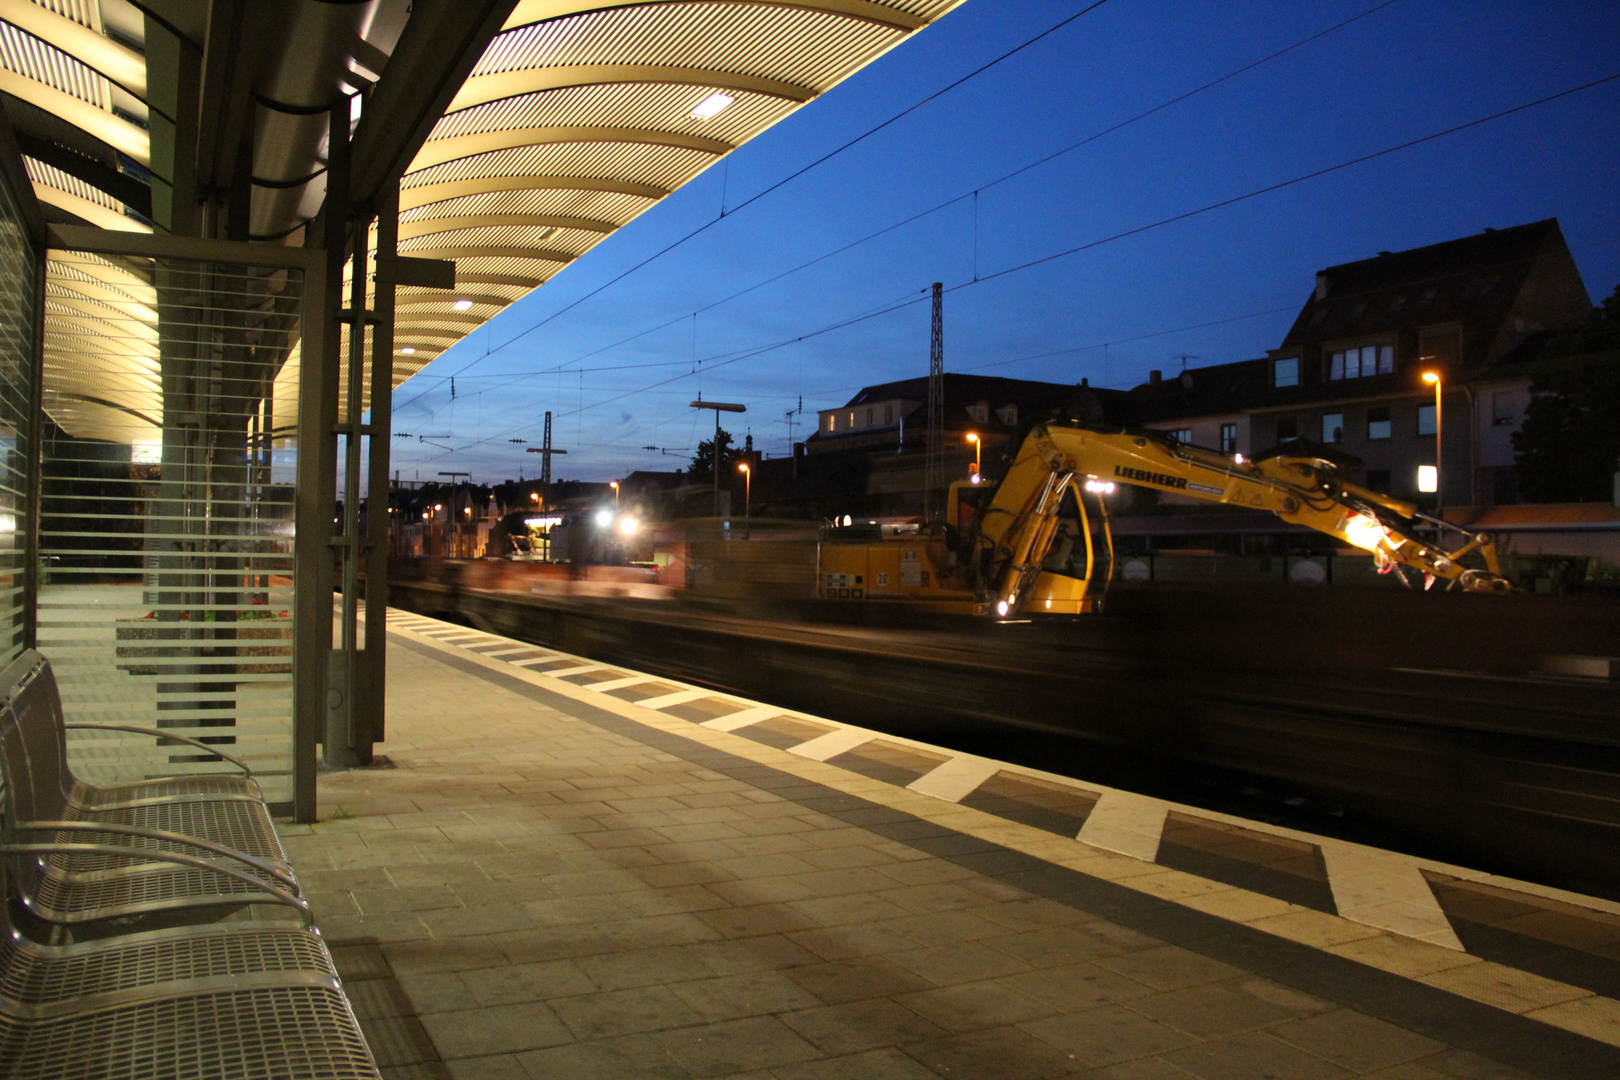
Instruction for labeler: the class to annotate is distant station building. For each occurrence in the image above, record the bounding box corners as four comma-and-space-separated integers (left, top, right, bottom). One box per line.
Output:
773, 373, 1116, 519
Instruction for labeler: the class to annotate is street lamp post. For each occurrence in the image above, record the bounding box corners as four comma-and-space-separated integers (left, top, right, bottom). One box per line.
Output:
738, 462, 751, 537
1422, 369, 1443, 520
689, 399, 746, 516
966, 432, 981, 480
610, 480, 620, 506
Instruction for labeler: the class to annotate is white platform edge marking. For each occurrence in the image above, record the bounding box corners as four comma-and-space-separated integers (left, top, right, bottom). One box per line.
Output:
542, 664, 611, 679
591, 675, 659, 692
1078, 791, 1170, 862
1321, 841, 1465, 950
386, 608, 1620, 952
635, 689, 711, 710
792, 726, 875, 762
510, 655, 567, 667
908, 755, 1003, 802
702, 704, 788, 731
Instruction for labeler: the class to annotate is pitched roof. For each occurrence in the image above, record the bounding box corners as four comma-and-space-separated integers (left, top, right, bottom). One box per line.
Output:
837, 372, 1085, 410
1115, 359, 1272, 424
1280, 219, 1566, 352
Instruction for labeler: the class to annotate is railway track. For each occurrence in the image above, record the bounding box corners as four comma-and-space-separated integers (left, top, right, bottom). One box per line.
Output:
385, 573, 1620, 899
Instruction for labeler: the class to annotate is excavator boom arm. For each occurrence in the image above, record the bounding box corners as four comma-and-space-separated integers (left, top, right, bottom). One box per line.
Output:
977, 422, 1509, 614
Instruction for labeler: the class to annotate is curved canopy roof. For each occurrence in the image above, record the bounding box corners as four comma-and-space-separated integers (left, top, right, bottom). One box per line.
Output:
1, 0, 963, 443
391, 0, 963, 381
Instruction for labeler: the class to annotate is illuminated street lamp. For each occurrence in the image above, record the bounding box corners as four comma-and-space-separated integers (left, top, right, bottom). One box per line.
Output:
1421, 368, 1443, 519
738, 462, 751, 537
966, 432, 981, 479
610, 480, 620, 505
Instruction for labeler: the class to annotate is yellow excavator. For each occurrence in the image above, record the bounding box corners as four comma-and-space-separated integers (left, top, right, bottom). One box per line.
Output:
817, 419, 1511, 618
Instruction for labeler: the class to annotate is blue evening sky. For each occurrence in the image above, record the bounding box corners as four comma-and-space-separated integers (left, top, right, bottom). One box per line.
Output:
385, 0, 1620, 487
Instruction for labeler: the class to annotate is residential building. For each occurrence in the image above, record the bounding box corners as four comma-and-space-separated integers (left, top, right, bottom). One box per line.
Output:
1130, 219, 1593, 508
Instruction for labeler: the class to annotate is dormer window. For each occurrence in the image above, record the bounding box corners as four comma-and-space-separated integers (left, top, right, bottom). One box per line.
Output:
967, 402, 989, 424
1273, 357, 1299, 388
1328, 344, 1394, 380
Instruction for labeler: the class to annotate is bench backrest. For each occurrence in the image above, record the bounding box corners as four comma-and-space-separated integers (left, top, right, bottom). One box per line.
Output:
0, 649, 73, 835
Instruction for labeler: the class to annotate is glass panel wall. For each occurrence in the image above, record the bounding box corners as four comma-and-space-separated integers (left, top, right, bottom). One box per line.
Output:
37, 252, 302, 810
0, 154, 38, 664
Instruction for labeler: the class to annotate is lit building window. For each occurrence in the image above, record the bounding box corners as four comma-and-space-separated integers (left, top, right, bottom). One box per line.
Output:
1367, 406, 1391, 440
1322, 412, 1345, 443
1417, 404, 1437, 436
1328, 344, 1394, 380
1167, 428, 1192, 444
1273, 357, 1298, 387
1219, 423, 1237, 452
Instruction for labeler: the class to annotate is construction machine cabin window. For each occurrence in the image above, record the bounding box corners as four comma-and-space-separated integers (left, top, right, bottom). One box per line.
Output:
1037, 487, 1091, 582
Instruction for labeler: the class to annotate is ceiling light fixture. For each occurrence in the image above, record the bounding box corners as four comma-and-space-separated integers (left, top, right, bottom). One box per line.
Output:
452, 298, 473, 311
691, 92, 734, 120
400, 346, 416, 355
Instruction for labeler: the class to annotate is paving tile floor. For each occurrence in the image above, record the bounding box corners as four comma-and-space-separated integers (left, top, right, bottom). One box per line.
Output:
283, 631, 1592, 1080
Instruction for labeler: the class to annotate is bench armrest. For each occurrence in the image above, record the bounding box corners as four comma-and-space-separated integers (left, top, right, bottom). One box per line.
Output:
63, 723, 255, 777
1, 842, 313, 925
14, 820, 298, 894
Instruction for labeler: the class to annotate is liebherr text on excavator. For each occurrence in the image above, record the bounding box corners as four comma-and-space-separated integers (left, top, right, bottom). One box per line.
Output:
817, 420, 1511, 618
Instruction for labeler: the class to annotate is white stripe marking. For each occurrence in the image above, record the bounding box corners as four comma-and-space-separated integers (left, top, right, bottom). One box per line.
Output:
792, 727, 874, 762
1078, 791, 1169, 861
543, 664, 610, 679
634, 689, 712, 710
702, 704, 789, 731
908, 756, 1003, 803
590, 675, 660, 692
1320, 841, 1464, 949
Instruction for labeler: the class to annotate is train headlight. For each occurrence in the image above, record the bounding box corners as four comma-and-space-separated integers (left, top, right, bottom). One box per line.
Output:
995, 600, 1011, 617
617, 517, 640, 536
594, 509, 614, 528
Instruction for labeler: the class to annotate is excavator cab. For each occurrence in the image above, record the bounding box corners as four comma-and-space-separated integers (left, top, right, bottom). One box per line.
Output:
1018, 480, 1114, 616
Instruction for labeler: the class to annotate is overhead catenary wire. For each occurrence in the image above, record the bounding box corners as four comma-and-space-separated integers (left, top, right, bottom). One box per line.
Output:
399, 72, 1620, 470
393, 0, 1406, 414
420, 1, 1115, 386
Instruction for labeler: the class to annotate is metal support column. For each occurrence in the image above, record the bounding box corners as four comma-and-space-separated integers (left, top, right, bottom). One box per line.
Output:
359, 185, 401, 752
924, 282, 943, 521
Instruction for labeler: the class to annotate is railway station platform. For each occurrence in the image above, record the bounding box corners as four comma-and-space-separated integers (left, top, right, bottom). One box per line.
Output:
283, 609, 1620, 1079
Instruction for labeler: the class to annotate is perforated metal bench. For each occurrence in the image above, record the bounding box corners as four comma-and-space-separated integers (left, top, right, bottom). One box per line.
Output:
0, 653, 380, 1077
0, 843, 379, 1079
0, 651, 299, 925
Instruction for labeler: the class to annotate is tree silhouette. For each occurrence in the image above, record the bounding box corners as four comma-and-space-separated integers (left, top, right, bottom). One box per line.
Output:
1513, 285, 1620, 502
687, 427, 743, 485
